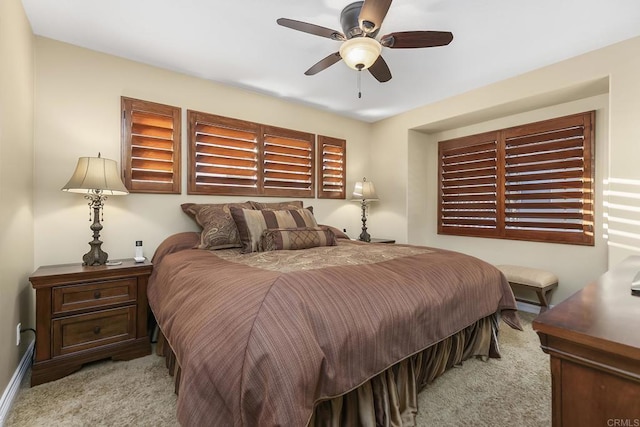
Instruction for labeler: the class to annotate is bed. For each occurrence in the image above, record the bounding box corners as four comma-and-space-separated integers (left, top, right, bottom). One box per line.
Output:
147, 203, 521, 426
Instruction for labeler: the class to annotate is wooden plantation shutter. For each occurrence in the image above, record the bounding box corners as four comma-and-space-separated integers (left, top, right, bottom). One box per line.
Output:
438, 111, 595, 246
121, 97, 181, 193
262, 126, 315, 198
187, 111, 316, 197
438, 132, 500, 237
188, 111, 260, 196
317, 135, 346, 199
503, 111, 594, 245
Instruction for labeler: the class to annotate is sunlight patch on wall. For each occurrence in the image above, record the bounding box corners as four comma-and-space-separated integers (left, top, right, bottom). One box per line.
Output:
603, 177, 640, 253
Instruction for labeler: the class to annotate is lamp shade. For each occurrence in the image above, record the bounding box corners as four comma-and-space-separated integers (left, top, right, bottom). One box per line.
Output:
62, 155, 128, 195
339, 37, 382, 70
352, 178, 378, 201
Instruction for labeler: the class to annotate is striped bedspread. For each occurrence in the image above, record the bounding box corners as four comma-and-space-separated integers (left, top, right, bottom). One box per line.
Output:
147, 233, 520, 426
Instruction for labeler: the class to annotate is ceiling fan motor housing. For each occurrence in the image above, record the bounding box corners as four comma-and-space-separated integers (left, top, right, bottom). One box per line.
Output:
341, 1, 379, 39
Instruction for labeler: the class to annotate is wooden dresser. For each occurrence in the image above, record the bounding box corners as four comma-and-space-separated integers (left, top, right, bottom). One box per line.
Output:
29, 259, 152, 386
532, 256, 640, 426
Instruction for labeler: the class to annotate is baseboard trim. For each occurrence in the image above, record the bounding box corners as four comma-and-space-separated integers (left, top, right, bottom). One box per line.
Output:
0, 340, 34, 425
516, 300, 554, 314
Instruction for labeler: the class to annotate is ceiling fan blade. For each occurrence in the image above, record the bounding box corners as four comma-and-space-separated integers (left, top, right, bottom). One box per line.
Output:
277, 18, 345, 41
304, 52, 342, 76
380, 31, 453, 49
358, 0, 393, 34
368, 55, 392, 82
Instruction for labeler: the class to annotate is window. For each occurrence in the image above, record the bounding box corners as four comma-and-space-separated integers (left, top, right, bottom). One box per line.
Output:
188, 110, 315, 198
317, 135, 346, 199
438, 111, 595, 245
188, 111, 260, 196
121, 97, 181, 194
262, 125, 315, 197
439, 132, 499, 238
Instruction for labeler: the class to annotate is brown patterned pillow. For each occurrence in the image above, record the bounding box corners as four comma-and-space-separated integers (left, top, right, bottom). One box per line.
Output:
321, 225, 350, 239
261, 227, 337, 251
181, 202, 253, 250
249, 200, 303, 210
230, 207, 318, 253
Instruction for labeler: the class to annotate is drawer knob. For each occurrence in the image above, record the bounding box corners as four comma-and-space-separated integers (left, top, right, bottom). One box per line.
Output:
93, 326, 101, 335
93, 291, 101, 299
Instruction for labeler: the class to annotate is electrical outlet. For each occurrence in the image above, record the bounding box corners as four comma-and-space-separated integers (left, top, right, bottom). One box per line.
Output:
16, 323, 21, 346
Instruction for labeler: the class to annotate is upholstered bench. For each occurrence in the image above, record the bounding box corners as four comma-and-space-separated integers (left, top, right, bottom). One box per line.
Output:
496, 265, 558, 311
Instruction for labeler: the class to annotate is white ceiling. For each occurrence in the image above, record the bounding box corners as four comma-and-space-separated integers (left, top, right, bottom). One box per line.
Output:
21, 0, 640, 123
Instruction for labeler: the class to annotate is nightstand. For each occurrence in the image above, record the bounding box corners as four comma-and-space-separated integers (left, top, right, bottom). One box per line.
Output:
29, 259, 153, 386
368, 238, 396, 244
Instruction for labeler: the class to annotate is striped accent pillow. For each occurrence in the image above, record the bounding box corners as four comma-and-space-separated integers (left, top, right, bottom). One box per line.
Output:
230, 207, 318, 253
261, 227, 337, 251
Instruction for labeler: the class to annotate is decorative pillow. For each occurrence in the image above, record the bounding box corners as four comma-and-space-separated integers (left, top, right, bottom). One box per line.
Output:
261, 227, 337, 251
249, 200, 303, 210
321, 225, 350, 239
230, 207, 318, 253
181, 202, 253, 250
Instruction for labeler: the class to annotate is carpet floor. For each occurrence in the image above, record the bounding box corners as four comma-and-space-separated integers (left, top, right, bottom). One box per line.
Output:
6, 312, 550, 426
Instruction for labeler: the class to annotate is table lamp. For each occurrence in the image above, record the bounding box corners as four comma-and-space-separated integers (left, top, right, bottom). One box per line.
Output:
62, 153, 128, 266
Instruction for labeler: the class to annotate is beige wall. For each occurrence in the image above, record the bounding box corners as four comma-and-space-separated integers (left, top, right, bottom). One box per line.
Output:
370, 36, 640, 304
0, 0, 35, 394
33, 38, 372, 267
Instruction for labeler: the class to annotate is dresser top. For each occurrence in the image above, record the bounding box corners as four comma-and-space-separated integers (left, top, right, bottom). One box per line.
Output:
533, 255, 640, 360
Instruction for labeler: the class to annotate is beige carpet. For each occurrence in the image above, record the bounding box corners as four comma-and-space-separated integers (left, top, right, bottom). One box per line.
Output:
6, 312, 550, 426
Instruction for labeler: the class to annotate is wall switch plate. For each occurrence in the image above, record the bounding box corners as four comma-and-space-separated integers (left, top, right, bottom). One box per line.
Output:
16, 323, 21, 346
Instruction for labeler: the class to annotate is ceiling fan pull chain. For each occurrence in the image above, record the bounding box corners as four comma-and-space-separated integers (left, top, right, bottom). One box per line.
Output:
357, 67, 362, 99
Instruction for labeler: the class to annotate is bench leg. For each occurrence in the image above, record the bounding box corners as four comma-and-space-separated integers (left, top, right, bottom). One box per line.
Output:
536, 290, 550, 307
536, 286, 557, 312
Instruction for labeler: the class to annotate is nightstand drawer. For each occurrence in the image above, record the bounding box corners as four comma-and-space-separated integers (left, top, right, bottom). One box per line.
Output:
52, 306, 136, 356
52, 278, 137, 315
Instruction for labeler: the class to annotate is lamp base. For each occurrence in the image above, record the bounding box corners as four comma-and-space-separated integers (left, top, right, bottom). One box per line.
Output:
358, 230, 371, 243
83, 241, 108, 266
358, 199, 371, 242
83, 195, 108, 266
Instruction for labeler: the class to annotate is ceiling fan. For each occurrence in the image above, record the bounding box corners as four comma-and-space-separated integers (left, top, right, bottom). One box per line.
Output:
276, 0, 454, 84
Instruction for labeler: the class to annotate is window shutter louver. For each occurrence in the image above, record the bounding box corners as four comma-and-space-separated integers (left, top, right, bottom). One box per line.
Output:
188, 111, 260, 195
317, 136, 346, 199
438, 133, 499, 237
121, 97, 181, 193
438, 111, 594, 246
503, 112, 594, 245
262, 126, 315, 198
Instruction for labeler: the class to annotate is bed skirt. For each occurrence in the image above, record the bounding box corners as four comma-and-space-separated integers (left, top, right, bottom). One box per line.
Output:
155, 313, 500, 426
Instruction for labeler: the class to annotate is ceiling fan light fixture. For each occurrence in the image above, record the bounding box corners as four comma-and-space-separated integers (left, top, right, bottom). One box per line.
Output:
339, 37, 381, 70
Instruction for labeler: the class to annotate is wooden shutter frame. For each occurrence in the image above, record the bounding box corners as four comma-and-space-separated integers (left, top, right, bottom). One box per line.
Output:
317, 135, 347, 199
438, 111, 595, 246
502, 111, 595, 245
187, 110, 315, 198
121, 97, 181, 194
187, 110, 261, 196
262, 125, 315, 198
438, 131, 500, 239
